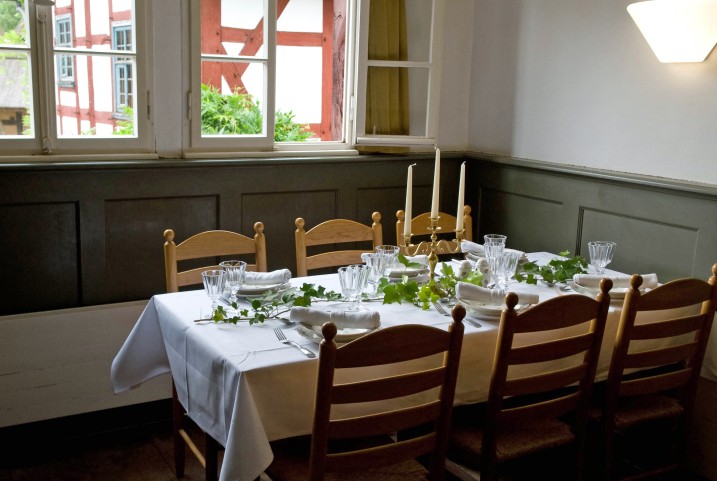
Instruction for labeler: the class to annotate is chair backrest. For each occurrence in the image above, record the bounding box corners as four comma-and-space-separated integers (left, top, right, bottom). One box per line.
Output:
482, 285, 611, 471
602, 265, 717, 430
396, 205, 472, 255
308, 305, 465, 480
294, 213, 382, 277
163, 225, 267, 292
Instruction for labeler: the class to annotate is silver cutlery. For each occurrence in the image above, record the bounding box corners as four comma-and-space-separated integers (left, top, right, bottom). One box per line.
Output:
432, 300, 450, 316
274, 327, 316, 358
464, 317, 482, 329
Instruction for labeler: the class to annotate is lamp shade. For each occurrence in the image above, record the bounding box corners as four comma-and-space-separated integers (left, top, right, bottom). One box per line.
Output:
627, 0, 717, 62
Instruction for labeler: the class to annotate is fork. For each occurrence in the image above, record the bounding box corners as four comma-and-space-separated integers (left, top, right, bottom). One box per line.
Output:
274, 327, 316, 358
432, 300, 450, 316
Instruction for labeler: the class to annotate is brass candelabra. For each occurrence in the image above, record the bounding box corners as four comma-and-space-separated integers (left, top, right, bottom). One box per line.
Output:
401, 216, 466, 281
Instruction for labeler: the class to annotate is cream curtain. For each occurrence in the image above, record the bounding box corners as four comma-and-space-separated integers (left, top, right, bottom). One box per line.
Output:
365, 0, 409, 137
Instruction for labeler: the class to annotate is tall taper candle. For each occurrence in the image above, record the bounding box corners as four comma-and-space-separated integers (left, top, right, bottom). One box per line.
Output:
431, 147, 440, 218
456, 161, 465, 232
404, 164, 415, 238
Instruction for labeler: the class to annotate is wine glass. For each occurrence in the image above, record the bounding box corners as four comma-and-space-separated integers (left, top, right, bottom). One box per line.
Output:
362, 252, 389, 296
494, 251, 522, 290
201, 270, 225, 316
375, 245, 400, 277
338, 264, 370, 310
588, 241, 616, 275
219, 260, 247, 305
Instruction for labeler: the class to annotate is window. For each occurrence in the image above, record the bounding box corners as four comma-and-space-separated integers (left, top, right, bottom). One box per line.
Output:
0, 0, 151, 156
55, 15, 73, 85
112, 24, 133, 115
353, 0, 444, 147
187, 0, 350, 154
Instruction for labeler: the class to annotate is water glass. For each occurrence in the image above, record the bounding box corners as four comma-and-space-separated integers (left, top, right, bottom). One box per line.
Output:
338, 264, 370, 310
375, 245, 400, 276
219, 260, 247, 304
361, 252, 390, 296
494, 251, 522, 290
201, 270, 225, 314
484, 234, 507, 287
588, 241, 616, 275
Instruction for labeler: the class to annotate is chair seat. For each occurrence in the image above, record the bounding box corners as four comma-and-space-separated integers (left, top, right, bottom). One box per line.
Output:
449, 418, 576, 466
267, 436, 431, 481
613, 394, 684, 430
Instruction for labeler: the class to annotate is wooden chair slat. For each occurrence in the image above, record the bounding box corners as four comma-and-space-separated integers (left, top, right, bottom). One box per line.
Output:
508, 333, 594, 364
328, 402, 441, 440
332, 368, 445, 404
623, 343, 698, 370
504, 364, 587, 397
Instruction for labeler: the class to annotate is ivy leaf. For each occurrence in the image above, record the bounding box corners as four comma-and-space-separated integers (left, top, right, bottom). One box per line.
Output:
397, 253, 423, 269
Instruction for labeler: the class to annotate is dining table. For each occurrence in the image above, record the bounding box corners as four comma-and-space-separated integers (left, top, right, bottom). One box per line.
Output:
110, 252, 699, 481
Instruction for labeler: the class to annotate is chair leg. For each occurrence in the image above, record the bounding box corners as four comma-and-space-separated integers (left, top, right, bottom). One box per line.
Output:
172, 383, 186, 478
206, 433, 219, 481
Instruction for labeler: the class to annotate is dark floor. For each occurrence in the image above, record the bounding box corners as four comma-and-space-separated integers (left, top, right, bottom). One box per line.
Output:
0, 401, 710, 481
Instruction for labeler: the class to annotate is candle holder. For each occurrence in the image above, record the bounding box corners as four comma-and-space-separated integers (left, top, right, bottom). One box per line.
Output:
401, 217, 466, 282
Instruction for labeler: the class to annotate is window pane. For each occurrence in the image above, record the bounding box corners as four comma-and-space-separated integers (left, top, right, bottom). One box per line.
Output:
0, 0, 29, 46
365, 66, 428, 137
200, 60, 266, 137
54, 53, 137, 138
367, 0, 431, 63
53, 3, 135, 55
0, 51, 32, 136
202, 0, 266, 59
275, 0, 346, 143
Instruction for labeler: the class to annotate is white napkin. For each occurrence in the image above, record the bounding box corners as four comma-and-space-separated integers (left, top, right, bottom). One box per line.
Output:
573, 273, 659, 290
404, 254, 428, 266
456, 281, 540, 306
462, 241, 527, 262
243, 269, 292, 285
289, 306, 381, 330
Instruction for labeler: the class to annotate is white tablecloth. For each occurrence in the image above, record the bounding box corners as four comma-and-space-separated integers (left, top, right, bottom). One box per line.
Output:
110, 253, 701, 481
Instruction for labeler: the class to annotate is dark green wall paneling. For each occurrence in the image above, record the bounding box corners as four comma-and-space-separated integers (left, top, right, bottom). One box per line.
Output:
467, 155, 717, 283
2, 153, 715, 316
0, 155, 455, 315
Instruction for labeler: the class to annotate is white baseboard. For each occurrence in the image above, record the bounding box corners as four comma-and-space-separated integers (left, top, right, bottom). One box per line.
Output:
0, 301, 171, 428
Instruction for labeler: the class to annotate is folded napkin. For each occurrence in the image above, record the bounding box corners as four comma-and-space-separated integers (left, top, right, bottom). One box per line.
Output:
289, 306, 381, 330
572, 273, 659, 290
243, 269, 292, 285
404, 254, 428, 266
456, 281, 540, 306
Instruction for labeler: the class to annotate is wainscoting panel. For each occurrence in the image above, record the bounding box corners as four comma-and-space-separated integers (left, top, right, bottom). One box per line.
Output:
0, 202, 80, 315
579, 207, 698, 281
241, 190, 338, 273
103, 195, 219, 303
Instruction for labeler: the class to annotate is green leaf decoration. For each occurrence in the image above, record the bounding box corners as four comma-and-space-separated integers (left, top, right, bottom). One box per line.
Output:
514, 251, 587, 285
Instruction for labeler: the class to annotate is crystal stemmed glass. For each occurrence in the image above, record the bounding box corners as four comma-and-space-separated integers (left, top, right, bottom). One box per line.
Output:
201, 270, 225, 316
219, 260, 247, 305
375, 245, 400, 277
494, 250, 522, 290
362, 252, 389, 296
338, 264, 370, 310
588, 241, 616, 275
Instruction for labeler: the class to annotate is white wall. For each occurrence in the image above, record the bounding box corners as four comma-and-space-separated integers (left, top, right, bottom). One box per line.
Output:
468, 0, 717, 187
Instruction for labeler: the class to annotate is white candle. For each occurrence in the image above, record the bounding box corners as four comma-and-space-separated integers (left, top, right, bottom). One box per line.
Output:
431, 147, 440, 218
404, 164, 415, 238
456, 161, 465, 232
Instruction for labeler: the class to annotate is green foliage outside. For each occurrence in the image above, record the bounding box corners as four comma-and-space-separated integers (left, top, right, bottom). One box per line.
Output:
113, 106, 134, 136
200, 83, 314, 142
0, 1, 24, 43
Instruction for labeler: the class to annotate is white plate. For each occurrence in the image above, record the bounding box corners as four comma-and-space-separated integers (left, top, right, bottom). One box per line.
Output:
457, 297, 530, 320
570, 281, 629, 300
297, 322, 378, 344
235, 282, 290, 298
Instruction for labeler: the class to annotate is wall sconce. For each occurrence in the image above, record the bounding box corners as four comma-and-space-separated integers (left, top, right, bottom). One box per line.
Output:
627, 0, 717, 62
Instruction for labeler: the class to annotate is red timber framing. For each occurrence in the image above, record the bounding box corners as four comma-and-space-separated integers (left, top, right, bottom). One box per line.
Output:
200, 0, 344, 141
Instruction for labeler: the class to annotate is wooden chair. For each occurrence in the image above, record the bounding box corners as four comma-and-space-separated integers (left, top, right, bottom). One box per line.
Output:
163, 224, 267, 480
594, 265, 717, 481
294, 213, 382, 277
265, 305, 466, 481
396, 206, 472, 255
446, 283, 612, 481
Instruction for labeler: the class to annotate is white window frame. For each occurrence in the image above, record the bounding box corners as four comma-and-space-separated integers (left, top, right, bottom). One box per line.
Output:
0, 0, 154, 159
352, 0, 444, 147
185, 0, 362, 157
